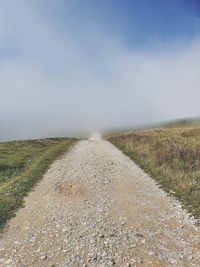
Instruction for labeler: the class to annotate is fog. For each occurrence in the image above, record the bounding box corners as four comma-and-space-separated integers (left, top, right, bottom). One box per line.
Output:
1, 1, 200, 140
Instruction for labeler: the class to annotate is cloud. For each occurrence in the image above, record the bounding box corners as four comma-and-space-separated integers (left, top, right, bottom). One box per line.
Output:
0, 0, 200, 140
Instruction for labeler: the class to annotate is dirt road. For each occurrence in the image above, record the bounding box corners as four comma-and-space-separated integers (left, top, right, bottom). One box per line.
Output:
0, 138, 199, 266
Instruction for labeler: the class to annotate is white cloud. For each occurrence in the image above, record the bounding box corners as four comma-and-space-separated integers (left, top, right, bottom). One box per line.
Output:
0, 0, 200, 140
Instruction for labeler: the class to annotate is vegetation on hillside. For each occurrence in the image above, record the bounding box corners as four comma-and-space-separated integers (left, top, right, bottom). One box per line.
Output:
108, 121, 200, 222
0, 138, 76, 229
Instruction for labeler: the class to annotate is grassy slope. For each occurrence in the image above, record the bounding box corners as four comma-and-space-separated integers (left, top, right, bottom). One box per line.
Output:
0, 138, 76, 229
108, 121, 200, 221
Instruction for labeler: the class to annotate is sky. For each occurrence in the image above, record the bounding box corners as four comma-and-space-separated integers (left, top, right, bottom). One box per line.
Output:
1, 0, 200, 140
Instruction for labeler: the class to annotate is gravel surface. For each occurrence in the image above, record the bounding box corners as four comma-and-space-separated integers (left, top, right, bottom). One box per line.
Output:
0, 138, 199, 267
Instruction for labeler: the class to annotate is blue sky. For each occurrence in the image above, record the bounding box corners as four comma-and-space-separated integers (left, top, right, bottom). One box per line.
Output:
1, 0, 200, 140
47, 0, 200, 45
1, 0, 200, 61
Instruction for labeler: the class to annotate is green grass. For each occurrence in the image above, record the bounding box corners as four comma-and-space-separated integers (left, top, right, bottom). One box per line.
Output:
0, 138, 76, 230
107, 121, 200, 222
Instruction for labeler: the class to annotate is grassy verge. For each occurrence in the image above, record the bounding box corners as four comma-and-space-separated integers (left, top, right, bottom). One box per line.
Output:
0, 138, 76, 229
107, 121, 200, 221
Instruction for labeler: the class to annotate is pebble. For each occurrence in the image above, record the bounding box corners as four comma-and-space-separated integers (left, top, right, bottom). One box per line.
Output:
5, 259, 12, 264
40, 254, 47, 260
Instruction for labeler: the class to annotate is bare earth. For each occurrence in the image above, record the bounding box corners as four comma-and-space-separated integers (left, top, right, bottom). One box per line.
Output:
0, 139, 199, 267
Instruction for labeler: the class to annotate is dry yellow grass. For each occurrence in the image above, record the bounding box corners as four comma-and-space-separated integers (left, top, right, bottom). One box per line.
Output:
108, 121, 200, 221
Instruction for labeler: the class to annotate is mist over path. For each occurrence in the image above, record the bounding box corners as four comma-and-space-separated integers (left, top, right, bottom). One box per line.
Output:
0, 139, 199, 266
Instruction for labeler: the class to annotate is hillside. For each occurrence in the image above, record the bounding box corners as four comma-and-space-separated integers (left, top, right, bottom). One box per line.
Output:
0, 137, 199, 266
0, 138, 76, 229
107, 120, 200, 221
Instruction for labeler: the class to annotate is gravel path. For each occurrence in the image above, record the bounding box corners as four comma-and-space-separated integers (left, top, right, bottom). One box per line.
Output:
0, 139, 199, 267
